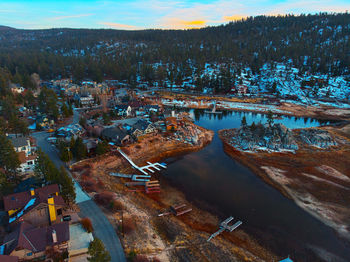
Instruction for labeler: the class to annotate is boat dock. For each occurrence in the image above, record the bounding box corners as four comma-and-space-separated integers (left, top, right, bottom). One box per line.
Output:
207, 216, 242, 242
117, 148, 166, 175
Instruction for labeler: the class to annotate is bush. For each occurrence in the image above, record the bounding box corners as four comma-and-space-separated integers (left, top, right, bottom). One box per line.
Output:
94, 191, 115, 206
81, 218, 93, 233
109, 200, 124, 212
123, 217, 135, 234
80, 179, 98, 193
97, 178, 105, 189
133, 255, 150, 262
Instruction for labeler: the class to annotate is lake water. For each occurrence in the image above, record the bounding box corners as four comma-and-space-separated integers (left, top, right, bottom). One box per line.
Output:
162, 110, 350, 262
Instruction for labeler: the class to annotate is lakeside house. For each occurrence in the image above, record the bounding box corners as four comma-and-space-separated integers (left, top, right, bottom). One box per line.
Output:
132, 119, 157, 138
165, 117, 178, 131
101, 125, 132, 146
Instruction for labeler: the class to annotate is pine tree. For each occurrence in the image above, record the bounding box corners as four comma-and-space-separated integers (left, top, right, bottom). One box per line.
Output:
59, 166, 76, 204
96, 141, 109, 155
267, 111, 274, 127
241, 115, 247, 128
73, 137, 87, 160
87, 238, 111, 262
0, 133, 20, 175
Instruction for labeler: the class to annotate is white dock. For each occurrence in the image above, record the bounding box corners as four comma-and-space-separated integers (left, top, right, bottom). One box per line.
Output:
117, 148, 166, 175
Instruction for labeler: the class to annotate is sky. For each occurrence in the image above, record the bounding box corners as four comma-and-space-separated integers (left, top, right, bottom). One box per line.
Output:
0, 0, 349, 30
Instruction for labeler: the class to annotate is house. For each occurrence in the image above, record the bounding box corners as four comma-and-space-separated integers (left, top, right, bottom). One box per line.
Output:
56, 124, 84, 141
165, 117, 178, 131
0, 255, 19, 262
35, 115, 54, 129
17, 152, 36, 175
83, 138, 99, 153
11, 85, 25, 94
101, 126, 132, 146
3, 184, 66, 227
74, 94, 94, 107
231, 85, 248, 96
9, 136, 32, 157
8, 136, 37, 175
132, 119, 157, 138
1, 221, 69, 260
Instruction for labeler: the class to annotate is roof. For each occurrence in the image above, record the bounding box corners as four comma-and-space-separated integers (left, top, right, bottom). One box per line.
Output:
101, 126, 128, 141
14, 178, 41, 193
9, 136, 29, 148
3, 222, 69, 254
3, 184, 60, 211
0, 255, 19, 262
132, 119, 150, 131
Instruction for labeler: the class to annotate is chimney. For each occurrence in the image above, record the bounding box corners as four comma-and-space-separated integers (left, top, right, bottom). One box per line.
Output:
52, 229, 57, 244
30, 188, 35, 196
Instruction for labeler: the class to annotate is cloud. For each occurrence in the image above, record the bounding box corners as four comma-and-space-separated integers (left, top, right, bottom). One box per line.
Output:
99, 22, 140, 30
52, 13, 93, 20
160, 18, 207, 29
223, 15, 247, 22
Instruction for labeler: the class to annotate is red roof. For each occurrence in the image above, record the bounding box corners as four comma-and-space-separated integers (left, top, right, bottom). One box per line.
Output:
0, 255, 19, 262
3, 221, 69, 254
3, 184, 60, 211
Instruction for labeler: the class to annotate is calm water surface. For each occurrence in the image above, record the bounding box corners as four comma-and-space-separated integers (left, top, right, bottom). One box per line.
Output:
162, 110, 350, 262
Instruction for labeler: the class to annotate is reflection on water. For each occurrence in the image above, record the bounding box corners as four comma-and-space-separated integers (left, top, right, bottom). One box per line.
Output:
163, 110, 349, 262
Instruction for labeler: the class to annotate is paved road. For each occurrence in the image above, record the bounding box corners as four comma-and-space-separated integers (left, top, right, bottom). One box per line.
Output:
33, 131, 126, 262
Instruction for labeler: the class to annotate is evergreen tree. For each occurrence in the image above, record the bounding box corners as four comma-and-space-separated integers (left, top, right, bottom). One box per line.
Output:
267, 111, 274, 127
0, 132, 20, 175
72, 137, 87, 160
96, 140, 109, 155
88, 238, 111, 262
241, 115, 247, 128
59, 166, 76, 204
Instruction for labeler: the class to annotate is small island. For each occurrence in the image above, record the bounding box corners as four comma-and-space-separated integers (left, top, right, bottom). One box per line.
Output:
219, 115, 350, 240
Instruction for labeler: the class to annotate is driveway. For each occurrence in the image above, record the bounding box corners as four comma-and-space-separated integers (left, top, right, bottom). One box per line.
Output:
32, 131, 126, 262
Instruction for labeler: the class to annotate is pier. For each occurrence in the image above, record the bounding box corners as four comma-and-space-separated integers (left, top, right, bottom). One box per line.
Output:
117, 148, 166, 175
207, 216, 242, 242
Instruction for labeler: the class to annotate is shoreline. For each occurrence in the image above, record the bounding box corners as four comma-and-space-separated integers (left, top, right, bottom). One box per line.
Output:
218, 125, 350, 243
147, 94, 350, 121
71, 122, 281, 261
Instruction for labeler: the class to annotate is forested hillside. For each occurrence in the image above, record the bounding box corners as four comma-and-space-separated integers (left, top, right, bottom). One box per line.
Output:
0, 13, 349, 87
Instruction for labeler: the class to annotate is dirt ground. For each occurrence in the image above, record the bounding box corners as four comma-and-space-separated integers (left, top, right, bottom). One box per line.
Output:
71, 123, 279, 262
219, 123, 350, 241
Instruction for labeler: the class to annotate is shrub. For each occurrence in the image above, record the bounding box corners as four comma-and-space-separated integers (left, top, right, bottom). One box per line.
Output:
109, 200, 124, 212
81, 218, 93, 233
123, 217, 135, 234
94, 191, 115, 206
134, 255, 150, 262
